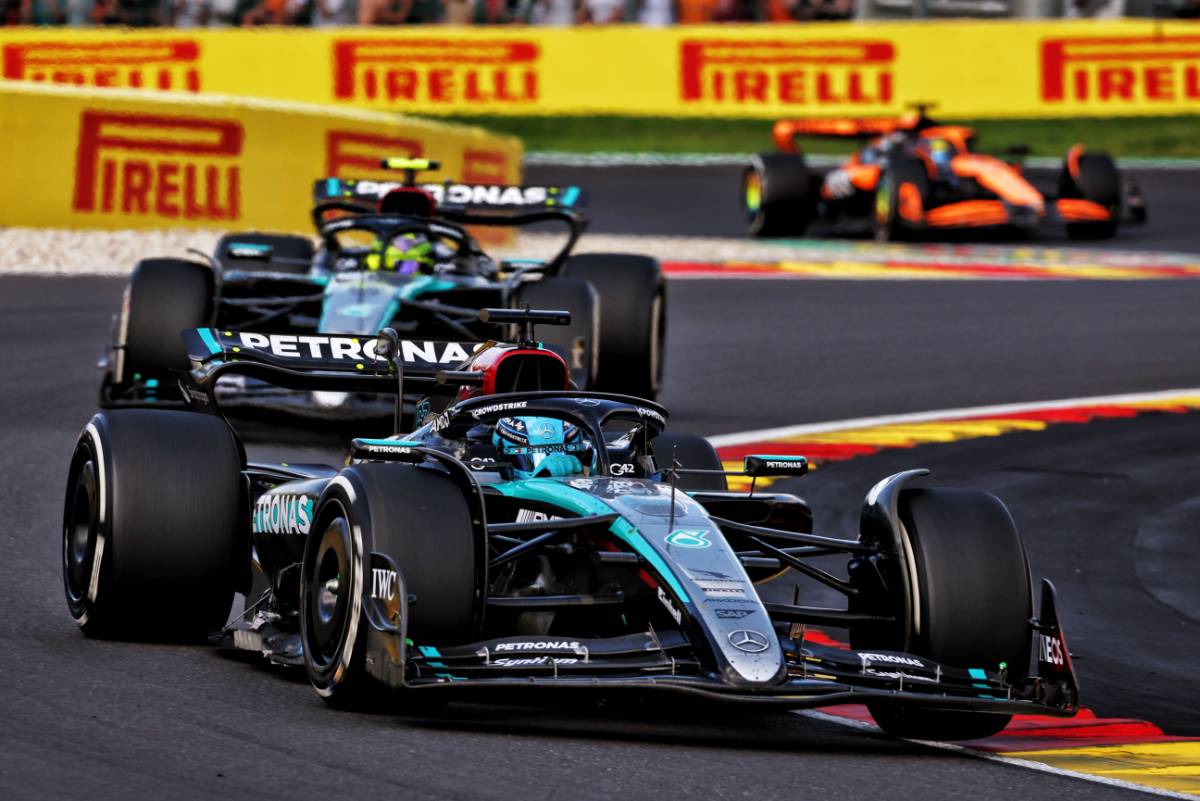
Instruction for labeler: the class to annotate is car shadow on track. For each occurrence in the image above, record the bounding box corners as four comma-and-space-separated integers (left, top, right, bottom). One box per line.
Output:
395, 697, 918, 756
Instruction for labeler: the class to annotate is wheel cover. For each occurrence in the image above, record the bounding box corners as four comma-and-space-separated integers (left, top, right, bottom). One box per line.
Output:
304, 515, 353, 670
63, 458, 99, 612
874, 176, 896, 240
743, 171, 763, 220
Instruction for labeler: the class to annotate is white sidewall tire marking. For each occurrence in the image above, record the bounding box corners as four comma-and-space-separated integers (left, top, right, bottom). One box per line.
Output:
82, 422, 108, 611
320, 477, 363, 697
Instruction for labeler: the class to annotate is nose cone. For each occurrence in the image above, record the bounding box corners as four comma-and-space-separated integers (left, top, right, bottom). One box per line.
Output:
600, 482, 787, 687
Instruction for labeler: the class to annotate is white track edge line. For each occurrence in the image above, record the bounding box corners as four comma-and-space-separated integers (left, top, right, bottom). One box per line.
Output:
797, 710, 1197, 801
707, 387, 1200, 448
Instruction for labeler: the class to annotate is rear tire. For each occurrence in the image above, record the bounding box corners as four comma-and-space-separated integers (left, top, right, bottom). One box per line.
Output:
512, 278, 598, 390
115, 258, 213, 385
744, 153, 815, 238
301, 464, 477, 709
854, 487, 1032, 740
62, 410, 242, 639
652, 433, 727, 492
1060, 150, 1120, 240
561, 254, 665, 400
215, 232, 314, 275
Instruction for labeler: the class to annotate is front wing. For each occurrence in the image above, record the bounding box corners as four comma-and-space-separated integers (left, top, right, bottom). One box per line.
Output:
353, 578, 1078, 717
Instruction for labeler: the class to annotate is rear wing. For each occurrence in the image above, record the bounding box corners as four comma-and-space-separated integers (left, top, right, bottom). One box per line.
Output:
772, 110, 937, 153
178, 307, 570, 422
313, 178, 587, 212
179, 328, 491, 413
184, 328, 483, 376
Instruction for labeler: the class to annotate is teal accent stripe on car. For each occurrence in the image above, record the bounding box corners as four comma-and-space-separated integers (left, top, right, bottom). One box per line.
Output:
968, 667, 997, 695
198, 328, 222, 356
562, 187, 581, 207
493, 479, 690, 603
398, 274, 456, 302
359, 439, 422, 447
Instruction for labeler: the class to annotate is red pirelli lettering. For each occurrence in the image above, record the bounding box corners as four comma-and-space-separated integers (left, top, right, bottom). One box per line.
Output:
325, 130, 423, 177
1041, 35, 1200, 103
680, 39, 894, 106
331, 39, 539, 104
461, 148, 508, 184
3, 39, 201, 92
72, 110, 243, 221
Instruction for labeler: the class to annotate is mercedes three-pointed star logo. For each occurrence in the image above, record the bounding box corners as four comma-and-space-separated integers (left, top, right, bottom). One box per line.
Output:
727, 629, 770, 653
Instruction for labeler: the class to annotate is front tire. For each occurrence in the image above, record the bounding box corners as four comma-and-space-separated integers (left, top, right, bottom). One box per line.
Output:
62, 410, 242, 639
873, 160, 928, 243
561, 254, 665, 400
1061, 148, 1120, 240
301, 464, 478, 709
854, 487, 1032, 740
114, 258, 213, 386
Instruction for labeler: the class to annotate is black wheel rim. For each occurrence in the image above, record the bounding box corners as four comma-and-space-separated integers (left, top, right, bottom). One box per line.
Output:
304, 513, 352, 671
63, 457, 99, 610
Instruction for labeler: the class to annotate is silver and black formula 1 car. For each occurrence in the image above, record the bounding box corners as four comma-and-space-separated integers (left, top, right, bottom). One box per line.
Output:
65, 312, 1078, 741
99, 159, 665, 416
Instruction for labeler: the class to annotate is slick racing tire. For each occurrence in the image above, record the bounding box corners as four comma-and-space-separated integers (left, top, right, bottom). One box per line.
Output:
301, 464, 477, 710
62, 410, 243, 640
214, 232, 315, 275
115, 258, 213, 385
561, 254, 665, 400
873, 160, 929, 243
854, 487, 1033, 741
651, 433, 727, 492
1060, 149, 1120, 240
512, 278, 598, 391
744, 153, 816, 238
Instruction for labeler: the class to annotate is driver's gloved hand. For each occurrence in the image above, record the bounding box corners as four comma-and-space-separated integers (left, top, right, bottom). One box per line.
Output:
533, 452, 582, 478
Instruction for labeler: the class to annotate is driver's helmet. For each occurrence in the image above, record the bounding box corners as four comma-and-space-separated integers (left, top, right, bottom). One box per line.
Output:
928, 138, 957, 171
492, 416, 590, 479
365, 232, 435, 274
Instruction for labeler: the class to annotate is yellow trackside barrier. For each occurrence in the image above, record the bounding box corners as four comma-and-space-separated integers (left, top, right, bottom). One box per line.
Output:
1, 21, 1200, 119
0, 82, 521, 232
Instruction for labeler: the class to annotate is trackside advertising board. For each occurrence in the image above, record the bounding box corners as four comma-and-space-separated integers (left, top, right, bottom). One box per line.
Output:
0, 82, 521, 231
1, 21, 1199, 118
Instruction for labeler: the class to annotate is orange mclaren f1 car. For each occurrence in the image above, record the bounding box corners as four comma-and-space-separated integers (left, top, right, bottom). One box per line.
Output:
742, 108, 1146, 241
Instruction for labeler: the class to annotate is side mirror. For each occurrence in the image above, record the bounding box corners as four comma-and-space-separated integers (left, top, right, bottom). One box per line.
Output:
227, 242, 273, 260
374, 327, 400, 362
349, 438, 424, 463
743, 455, 808, 478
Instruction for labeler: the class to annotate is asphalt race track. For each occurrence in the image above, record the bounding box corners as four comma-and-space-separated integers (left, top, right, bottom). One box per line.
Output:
527, 163, 1200, 253
3, 247, 1200, 799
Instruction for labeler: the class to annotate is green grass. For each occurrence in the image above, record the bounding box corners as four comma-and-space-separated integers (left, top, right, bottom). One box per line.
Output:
435, 114, 1200, 159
